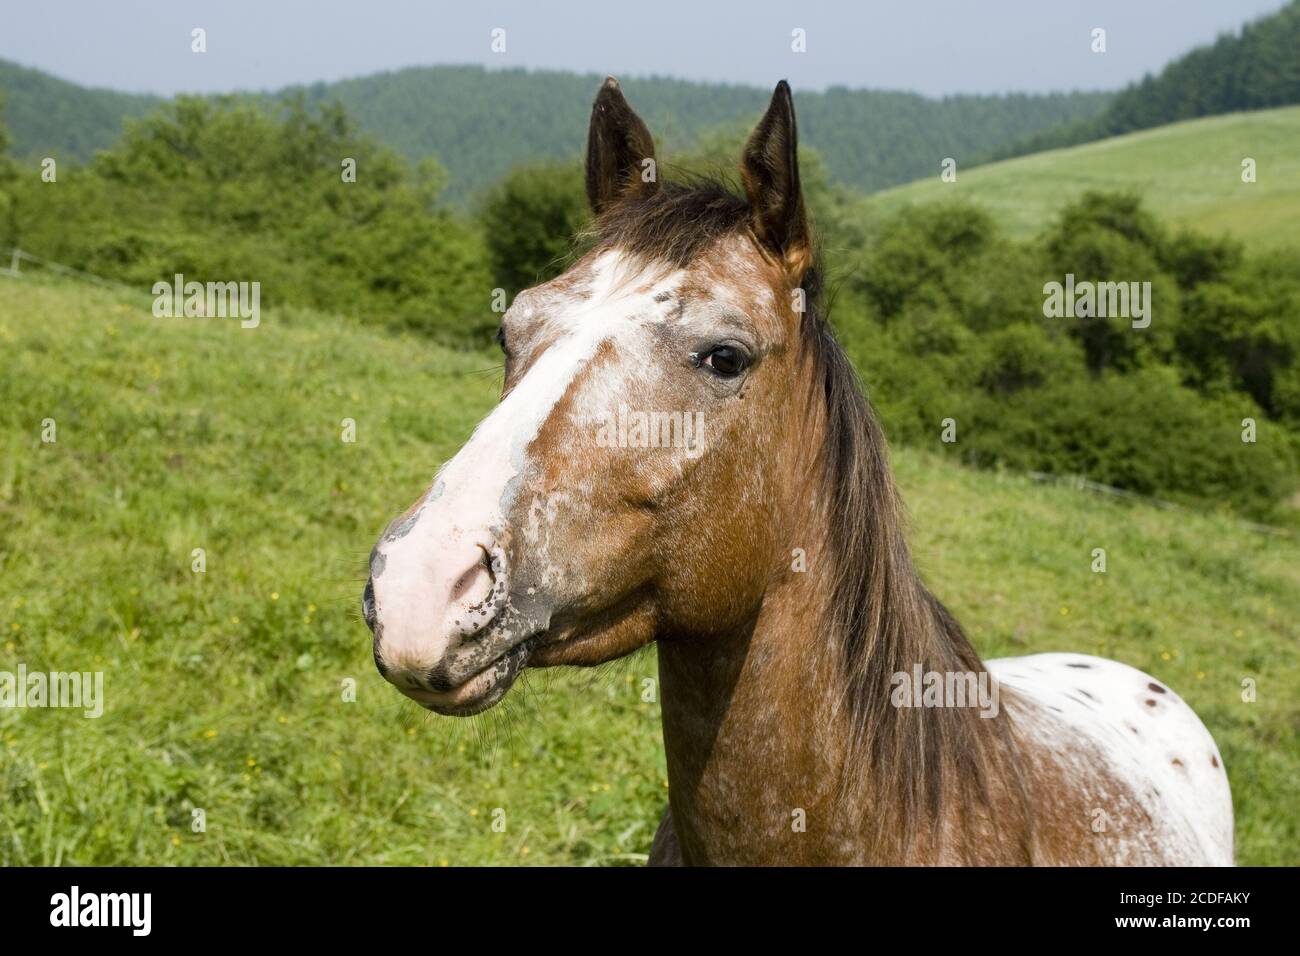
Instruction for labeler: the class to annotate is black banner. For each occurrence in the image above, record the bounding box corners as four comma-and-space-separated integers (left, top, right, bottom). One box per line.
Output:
0, 866, 1280, 941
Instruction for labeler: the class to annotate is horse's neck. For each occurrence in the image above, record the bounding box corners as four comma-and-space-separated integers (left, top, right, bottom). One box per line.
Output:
656, 544, 870, 865
656, 523, 1033, 865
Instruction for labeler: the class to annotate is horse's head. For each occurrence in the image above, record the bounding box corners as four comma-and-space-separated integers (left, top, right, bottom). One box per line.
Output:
365, 79, 820, 715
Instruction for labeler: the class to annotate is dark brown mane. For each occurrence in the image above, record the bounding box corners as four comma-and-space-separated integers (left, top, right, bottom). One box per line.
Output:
592, 177, 1032, 859
808, 320, 1032, 856
799, 285, 1034, 858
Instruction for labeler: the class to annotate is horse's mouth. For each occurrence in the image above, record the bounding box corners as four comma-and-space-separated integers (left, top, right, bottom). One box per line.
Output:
397, 597, 649, 716
405, 635, 542, 716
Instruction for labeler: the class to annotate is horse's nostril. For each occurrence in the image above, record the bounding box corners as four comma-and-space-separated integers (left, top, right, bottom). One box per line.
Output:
362, 577, 377, 633
450, 550, 494, 607
443, 545, 509, 641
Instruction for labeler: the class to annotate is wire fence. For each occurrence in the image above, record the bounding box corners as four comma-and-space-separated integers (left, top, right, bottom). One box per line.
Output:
0, 247, 138, 292
1026, 471, 1295, 538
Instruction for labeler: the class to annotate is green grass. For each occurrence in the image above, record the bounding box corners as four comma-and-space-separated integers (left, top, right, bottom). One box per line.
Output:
1, 277, 1296, 865
867, 106, 1300, 250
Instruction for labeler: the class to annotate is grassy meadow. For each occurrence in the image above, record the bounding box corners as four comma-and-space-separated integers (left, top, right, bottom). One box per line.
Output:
0, 276, 1296, 865
868, 106, 1300, 250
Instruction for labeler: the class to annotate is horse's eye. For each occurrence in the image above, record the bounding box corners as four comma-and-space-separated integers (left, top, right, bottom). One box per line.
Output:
699, 345, 748, 377
496, 326, 508, 355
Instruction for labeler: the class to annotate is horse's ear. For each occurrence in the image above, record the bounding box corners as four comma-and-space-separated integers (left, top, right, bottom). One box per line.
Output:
741, 80, 812, 277
586, 77, 658, 214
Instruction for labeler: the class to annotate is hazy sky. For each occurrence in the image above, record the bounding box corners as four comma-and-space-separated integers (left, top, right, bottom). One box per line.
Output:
1, 0, 1288, 97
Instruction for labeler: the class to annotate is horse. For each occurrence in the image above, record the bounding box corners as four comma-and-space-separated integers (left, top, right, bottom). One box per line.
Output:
362, 78, 1234, 866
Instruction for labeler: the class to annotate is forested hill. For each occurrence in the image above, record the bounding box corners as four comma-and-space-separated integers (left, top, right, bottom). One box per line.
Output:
0, 59, 160, 160
0, 56, 1109, 201
994, 0, 1300, 160
285, 66, 1111, 200
4, 2, 1295, 200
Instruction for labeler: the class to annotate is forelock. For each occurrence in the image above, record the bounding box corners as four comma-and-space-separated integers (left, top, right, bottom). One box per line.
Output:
587, 178, 753, 268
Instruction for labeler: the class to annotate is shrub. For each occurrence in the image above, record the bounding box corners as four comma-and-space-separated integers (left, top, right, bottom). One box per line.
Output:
973, 322, 1083, 396
10, 96, 494, 345
963, 367, 1295, 519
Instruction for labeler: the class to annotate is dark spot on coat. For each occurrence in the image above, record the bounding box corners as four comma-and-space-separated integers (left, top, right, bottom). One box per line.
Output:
1147, 682, 1167, 694
1211, 755, 1220, 768
1078, 689, 1098, 702
1066, 663, 1092, 669
1145, 699, 1157, 707
1171, 758, 1184, 768
425, 668, 456, 693
385, 506, 425, 542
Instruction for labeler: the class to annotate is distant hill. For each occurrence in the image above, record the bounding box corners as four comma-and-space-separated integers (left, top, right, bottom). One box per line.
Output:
867, 105, 1300, 250
0, 57, 1110, 201
995, 0, 1300, 160
285, 66, 1111, 201
0, 59, 159, 161
3, 3, 1296, 201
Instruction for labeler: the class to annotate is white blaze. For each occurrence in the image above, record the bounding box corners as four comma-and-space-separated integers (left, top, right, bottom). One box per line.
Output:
372, 251, 683, 670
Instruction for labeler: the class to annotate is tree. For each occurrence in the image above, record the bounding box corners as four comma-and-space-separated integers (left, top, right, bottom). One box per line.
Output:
1042, 192, 1178, 373
477, 161, 588, 294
